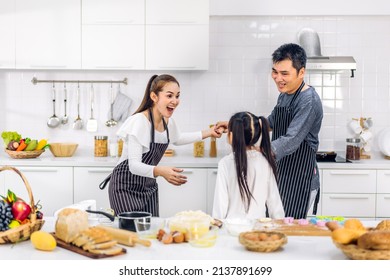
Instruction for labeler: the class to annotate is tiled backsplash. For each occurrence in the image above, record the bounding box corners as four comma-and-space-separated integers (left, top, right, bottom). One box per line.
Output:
1, 15, 389, 154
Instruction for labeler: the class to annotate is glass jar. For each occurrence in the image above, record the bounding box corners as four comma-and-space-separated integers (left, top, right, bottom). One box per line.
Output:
94, 136, 108, 157
346, 138, 361, 161
209, 124, 217, 158
117, 138, 124, 157
193, 141, 204, 157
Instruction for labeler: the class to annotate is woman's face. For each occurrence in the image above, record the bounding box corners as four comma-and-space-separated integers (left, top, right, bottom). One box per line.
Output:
151, 82, 180, 118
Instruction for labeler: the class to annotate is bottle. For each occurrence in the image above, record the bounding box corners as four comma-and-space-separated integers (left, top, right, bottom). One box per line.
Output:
209, 124, 217, 158
346, 138, 360, 161
94, 136, 108, 157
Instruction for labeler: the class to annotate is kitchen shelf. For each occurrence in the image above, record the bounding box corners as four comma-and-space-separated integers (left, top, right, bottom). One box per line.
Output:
31, 77, 128, 85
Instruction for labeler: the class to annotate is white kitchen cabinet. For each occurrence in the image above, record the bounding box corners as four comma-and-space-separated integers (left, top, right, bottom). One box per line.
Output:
376, 170, 390, 218
73, 167, 113, 211
82, 0, 144, 24
15, 0, 81, 69
81, 0, 145, 69
0, 172, 5, 196
157, 168, 207, 218
3, 167, 73, 216
146, 0, 209, 24
0, 0, 15, 68
206, 168, 218, 215
146, 25, 209, 70
321, 169, 376, 218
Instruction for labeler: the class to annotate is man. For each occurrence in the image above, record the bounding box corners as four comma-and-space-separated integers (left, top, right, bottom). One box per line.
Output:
216, 43, 323, 219
267, 43, 323, 219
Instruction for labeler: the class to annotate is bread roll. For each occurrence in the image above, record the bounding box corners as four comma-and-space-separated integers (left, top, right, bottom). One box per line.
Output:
331, 228, 365, 244
55, 208, 89, 243
344, 218, 365, 231
375, 220, 390, 231
357, 231, 390, 250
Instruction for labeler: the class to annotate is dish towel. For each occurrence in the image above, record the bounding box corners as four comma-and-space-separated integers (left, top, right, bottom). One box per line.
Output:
109, 91, 133, 122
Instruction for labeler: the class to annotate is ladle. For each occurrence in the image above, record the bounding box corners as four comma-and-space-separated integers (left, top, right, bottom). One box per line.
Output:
105, 83, 118, 127
73, 83, 83, 130
47, 83, 61, 128
61, 83, 69, 125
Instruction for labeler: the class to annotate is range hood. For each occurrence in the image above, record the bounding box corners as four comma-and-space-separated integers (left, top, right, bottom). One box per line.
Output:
298, 28, 356, 77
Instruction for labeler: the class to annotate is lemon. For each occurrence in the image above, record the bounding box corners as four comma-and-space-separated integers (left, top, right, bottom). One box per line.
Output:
9, 220, 21, 229
30, 231, 57, 251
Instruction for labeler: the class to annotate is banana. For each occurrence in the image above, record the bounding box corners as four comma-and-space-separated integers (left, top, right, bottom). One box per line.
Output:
35, 139, 47, 150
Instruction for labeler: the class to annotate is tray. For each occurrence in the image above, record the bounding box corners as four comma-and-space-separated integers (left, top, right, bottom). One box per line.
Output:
254, 219, 331, 236
51, 233, 126, 259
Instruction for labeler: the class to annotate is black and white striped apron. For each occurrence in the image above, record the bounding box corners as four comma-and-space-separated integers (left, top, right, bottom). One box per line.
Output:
102, 109, 169, 217
272, 82, 317, 219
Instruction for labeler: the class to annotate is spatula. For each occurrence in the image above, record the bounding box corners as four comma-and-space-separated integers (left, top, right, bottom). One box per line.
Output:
86, 83, 98, 132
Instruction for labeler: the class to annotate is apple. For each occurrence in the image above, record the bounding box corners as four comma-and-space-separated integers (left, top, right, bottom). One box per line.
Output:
11, 200, 31, 222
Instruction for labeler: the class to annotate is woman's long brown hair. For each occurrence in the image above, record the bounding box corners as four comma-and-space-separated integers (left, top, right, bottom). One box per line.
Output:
134, 74, 180, 114
228, 112, 277, 212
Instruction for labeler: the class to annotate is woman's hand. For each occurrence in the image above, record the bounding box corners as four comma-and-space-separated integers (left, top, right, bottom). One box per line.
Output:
202, 125, 224, 139
154, 166, 187, 186
215, 121, 228, 133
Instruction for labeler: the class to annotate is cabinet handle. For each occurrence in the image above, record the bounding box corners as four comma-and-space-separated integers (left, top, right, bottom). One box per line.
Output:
157, 21, 198, 24
87, 168, 114, 173
329, 170, 371, 175
182, 170, 194, 174
17, 168, 59, 173
381, 171, 390, 175
212, 171, 218, 174
158, 66, 196, 69
90, 20, 135, 24
383, 196, 390, 199
329, 196, 369, 200
30, 65, 67, 68
94, 66, 134, 69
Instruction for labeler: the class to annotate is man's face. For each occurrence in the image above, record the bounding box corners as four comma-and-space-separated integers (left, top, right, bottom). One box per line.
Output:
271, 59, 305, 94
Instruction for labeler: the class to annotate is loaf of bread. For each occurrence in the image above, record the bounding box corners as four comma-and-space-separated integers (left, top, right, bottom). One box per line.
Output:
375, 220, 390, 231
357, 231, 390, 250
55, 208, 89, 243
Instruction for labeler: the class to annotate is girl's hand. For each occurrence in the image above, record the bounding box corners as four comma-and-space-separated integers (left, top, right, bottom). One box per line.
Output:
154, 166, 187, 186
202, 125, 223, 139
215, 121, 228, 133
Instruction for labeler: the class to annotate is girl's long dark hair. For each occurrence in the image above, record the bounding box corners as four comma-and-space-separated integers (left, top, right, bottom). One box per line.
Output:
134, 74, 180, 114
228, 112, 277, 212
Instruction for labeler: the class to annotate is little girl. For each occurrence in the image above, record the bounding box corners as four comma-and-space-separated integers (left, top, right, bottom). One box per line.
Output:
212, 112, 285, 220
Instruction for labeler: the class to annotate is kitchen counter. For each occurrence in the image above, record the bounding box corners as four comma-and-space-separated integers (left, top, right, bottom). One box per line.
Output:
0, 218, 380, 260
1, 149, 390, 169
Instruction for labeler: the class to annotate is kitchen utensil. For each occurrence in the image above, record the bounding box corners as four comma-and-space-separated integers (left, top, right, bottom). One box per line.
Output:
134, 217, 165, 239
316, 151, 337, 162
86, 83, 98, 132
105, 83, 118, 127
49, 142, 78, 157
61, 83, 68, 125
73, 83, 83, 130
86, 210, 151, 232
47, 83, 61, 128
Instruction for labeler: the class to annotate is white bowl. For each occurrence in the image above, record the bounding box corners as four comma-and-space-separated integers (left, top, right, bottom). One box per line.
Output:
224, 218, 255, 236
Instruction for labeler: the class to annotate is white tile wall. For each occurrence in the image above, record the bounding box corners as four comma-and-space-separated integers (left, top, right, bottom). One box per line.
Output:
1, 15, 390, 154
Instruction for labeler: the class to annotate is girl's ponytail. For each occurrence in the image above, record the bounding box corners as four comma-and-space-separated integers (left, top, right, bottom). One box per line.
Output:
258, 116, 278, 182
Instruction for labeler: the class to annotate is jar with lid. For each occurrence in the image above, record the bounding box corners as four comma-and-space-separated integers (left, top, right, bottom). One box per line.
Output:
94, 136, 108, 157
346, 138, 361, 161
209, 124, 217, 158
193, 141, 204, 157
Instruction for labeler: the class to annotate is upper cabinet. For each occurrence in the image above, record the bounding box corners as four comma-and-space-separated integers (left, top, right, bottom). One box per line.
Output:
81, 0, 145, 69
15, 0, 81, 69
0, 0, 15, 69
145, 0, 209, 70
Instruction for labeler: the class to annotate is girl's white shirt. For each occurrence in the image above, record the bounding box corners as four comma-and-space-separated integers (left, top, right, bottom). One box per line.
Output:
212, 149, 285, 220
116, 113, 201, 178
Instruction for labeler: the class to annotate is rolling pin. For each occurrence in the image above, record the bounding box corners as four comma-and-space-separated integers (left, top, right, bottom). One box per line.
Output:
96, 225, 151, 247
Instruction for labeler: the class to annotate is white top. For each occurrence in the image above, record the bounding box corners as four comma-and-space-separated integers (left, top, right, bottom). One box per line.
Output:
116, 113, 202, 178
212, 150, 285, 220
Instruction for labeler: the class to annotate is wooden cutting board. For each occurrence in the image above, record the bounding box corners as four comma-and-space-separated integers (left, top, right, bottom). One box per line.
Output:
51, 233, 126, 259
254, 220, 332, 236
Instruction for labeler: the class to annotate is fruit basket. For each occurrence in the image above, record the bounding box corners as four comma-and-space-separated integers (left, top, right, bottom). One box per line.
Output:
334, 242, 390, 260
0, 166, 45, 244
239, 231, 287, 252
5, 149, 45, 159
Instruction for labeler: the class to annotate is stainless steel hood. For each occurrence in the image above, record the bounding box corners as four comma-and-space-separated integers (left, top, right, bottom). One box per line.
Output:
298, 28, 356, 77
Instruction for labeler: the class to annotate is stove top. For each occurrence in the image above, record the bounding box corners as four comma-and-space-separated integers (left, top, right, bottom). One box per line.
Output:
316, 155, 351, 163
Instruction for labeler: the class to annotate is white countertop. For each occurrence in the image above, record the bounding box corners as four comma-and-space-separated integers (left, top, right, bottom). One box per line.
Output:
1, 149, 390, 169
1, 217, 380, 260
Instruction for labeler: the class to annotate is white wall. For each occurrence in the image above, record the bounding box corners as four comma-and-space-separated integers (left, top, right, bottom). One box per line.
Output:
1, 15, 390, 154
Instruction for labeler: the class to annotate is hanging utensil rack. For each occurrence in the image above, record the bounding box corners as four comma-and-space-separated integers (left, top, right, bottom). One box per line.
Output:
31, 77, 128, 85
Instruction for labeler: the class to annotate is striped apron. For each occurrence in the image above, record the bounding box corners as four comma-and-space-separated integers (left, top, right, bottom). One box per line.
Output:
101, 109, 169, 217
271, 82, 317, 219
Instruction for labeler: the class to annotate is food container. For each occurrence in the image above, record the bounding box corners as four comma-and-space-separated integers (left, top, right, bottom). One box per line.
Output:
346, 138, 361, 161
193, 141, 204, 157
239, 231, 288, 252
224, 218, 255, 236
49, 142, 78, 157
188, 225, 218, 248
94, 136, 108, 157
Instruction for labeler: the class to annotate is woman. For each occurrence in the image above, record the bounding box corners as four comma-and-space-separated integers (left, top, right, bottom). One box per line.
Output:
101, 74, 221, 217
212, 112, 284, 220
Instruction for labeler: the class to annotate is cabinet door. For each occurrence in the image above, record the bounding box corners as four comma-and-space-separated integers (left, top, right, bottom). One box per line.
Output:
82, 0, 144, 24
146, 0, 209, 24
3, 167, 73, 216
82, 25, 144, 69
322, 169, 376, 193
73, 167, 113, 210
15, 0, 81, 69
206, 168, 218, 215
158, 169, 207, 218
322, 193, 376, 218
377, 170, 390, 193
376, 194, 390, 218
146, 25, 208, 70
0, 0, 15, 68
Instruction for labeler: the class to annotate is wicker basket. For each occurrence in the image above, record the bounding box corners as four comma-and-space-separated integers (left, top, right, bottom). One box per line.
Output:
334, 242, 390, 260
5, 149, 45, 159
0, 166, 45, 244
239, 231, 287, 252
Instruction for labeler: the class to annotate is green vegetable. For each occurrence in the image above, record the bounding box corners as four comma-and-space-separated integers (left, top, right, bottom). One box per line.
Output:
1, 131, 22, 148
